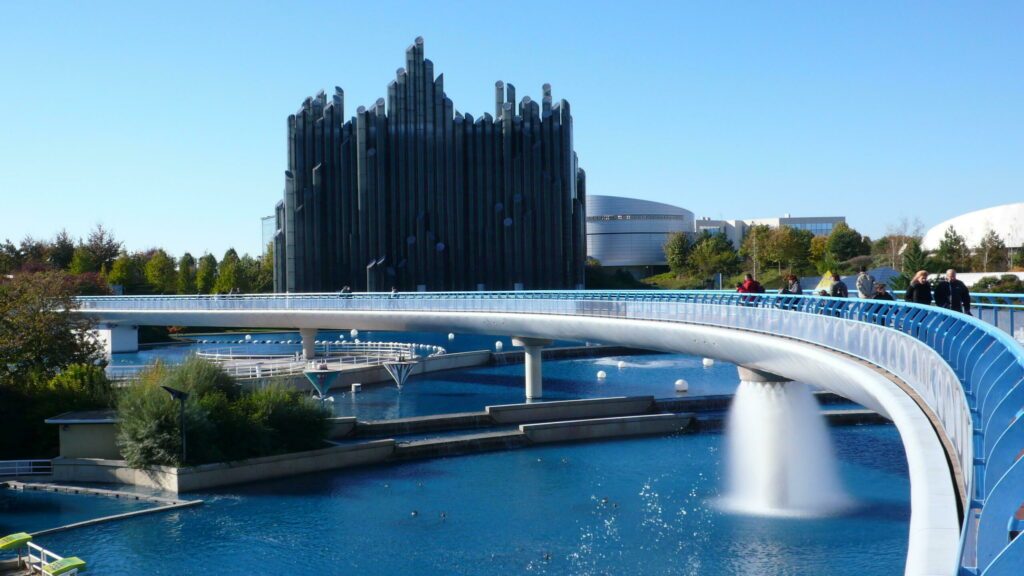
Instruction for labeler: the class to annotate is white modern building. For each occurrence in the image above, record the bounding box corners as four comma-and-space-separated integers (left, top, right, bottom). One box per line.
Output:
585, 195, 694, 276
586, 195, 845, 273
921, 202, 1024, 251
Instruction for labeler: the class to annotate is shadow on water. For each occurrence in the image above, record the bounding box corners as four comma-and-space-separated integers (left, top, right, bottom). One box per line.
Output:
215, 460, 455, 498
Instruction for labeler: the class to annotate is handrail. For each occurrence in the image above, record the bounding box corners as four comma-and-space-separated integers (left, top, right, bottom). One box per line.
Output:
0, 460, 53, 477
74, 290, 1024, 574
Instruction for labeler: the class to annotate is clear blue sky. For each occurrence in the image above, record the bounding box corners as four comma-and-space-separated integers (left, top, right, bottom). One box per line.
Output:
1, 1, 1021, 257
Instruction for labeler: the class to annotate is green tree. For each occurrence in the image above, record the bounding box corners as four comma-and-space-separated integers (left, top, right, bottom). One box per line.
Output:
106, 253, 138, 291
826, 222, 869, 262
49, 230, 76, 270
739, 225, 776, 278
19, 236, 49, 270
0, 271, 103, 387
253, 245, 275, 293
177, 253, 197, 294
771, 226, 811, 273
213, 249, 242, 294
972, 274, 1024, 294
144, 249, 177, 294
196, 254, 218, 294
974, 229, 1007, 272
934, 226, 972, 271
68, 246, 99, 274
0, 240, 23, 274
890, 238, 928, 290
663, 232, 691, 275
688, 233, 739, 280
83, 224, 122, 271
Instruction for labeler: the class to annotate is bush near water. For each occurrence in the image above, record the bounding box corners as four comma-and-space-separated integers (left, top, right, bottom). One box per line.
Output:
116, 356, 330, 468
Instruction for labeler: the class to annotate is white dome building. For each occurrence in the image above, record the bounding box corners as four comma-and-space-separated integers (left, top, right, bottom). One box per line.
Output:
922, 203, 1024, 251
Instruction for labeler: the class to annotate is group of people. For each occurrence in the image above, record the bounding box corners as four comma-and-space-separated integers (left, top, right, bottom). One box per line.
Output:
734, 266, 972, 314
905, 269, 972, 314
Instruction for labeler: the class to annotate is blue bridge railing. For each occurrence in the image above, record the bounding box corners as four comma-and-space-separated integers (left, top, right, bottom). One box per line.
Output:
77, 290, 1024, 574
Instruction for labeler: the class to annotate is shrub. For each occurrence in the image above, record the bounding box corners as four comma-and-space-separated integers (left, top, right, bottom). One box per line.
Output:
116, 356, 329, 468
0, 364, 113, 458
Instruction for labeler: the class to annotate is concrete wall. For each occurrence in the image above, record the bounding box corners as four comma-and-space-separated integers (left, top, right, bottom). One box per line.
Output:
52, 440, 395, 493
58, 424, 120, 460
487, 396, 655, 424
521, 414, 693, 443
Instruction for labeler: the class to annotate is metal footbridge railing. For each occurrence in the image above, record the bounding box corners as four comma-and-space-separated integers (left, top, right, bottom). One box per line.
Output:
76, 290, 1024, 575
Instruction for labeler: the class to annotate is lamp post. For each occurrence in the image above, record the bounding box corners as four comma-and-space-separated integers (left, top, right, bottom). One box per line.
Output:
161, 386, 190, 465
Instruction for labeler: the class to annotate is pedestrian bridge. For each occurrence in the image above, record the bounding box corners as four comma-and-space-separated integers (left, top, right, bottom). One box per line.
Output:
75, 291, 1024, 576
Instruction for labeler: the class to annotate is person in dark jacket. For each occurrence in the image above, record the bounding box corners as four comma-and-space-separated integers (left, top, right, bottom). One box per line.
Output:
872, 282, 895, 300
905, 270, 933, 305
937, 269, 971, 314
829, 273, 849, 297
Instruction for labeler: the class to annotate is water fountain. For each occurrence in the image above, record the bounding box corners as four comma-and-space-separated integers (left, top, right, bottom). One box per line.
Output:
722, 367, 851, 517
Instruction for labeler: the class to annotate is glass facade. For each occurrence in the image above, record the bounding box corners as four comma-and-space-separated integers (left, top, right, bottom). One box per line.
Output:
787, 221, 836, 236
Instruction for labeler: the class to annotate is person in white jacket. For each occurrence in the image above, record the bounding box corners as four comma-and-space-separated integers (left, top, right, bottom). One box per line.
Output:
855, 266, 875, 298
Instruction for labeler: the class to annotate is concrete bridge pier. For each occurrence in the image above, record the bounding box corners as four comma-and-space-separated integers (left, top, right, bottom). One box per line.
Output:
512, 337, 553, 400
300, 328, 318, 360
737, 366, 792, 385
93, 324, 139, 357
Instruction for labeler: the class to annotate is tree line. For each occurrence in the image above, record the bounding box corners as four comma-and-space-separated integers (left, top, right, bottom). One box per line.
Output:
0, 224, 273, 295
660, 218, 1021, 289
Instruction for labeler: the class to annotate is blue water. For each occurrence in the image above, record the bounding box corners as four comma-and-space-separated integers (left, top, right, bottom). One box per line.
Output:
108, 330, 581, 368
0, 489, 153, 535
331, 354, 740, 420
32, 425, 909, 575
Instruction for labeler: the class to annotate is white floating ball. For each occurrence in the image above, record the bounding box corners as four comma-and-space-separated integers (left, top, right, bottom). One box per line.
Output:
597, 370, 607, 380
448, 333, 455, 341
351, 383, 362, 393
350, 329, 359, 337
675, 379, 689, 392
702, 358, 715, 368
245, 334, 252, 341
617, 361, 626, 370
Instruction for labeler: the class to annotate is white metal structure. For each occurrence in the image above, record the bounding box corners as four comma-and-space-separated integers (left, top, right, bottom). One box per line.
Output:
0, 460, 52, 477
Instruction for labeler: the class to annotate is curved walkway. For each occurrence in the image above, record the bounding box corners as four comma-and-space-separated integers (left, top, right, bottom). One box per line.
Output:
76, 291, 1024, 576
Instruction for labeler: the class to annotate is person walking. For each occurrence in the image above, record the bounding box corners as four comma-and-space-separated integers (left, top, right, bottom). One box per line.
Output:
933, 274, 950, 308
829, 273, 849, 297
942, 269, 972, 315
855, 266, 875, 299
904, 270, 933, 305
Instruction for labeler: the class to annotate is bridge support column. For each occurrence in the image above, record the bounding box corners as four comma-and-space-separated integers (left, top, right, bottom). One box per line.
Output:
300, 328, 318, 360
93, 324, 139, 357
512, 337, 552, 400
736, 366, 791, 385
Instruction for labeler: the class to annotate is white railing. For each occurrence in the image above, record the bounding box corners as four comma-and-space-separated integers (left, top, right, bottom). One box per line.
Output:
24, 542, 68, 575
0, 460, 52, 477
195, 341, 445, 380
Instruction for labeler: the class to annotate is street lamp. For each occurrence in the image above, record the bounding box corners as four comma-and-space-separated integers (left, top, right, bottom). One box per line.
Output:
161, 386, 190, 465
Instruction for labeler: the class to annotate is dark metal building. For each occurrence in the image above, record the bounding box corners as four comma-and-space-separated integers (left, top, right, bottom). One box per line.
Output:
273, 37, 586, 293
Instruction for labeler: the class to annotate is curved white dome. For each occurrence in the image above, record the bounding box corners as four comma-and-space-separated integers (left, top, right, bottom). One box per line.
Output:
921, 203, 1024, 250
